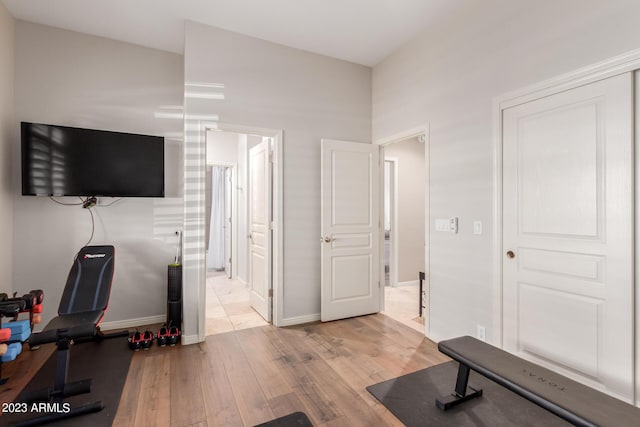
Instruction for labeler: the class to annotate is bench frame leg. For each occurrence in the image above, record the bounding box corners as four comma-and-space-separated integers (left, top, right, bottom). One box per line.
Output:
436, 362, 483, 410
15, 331, 102, 427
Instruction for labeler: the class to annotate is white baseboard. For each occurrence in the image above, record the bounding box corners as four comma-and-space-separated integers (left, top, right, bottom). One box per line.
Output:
279, 313, 320, 326
394, 280, 419, 287
181, 334, 201, 345
100, 314, 166, 331
424, 331, 442, 344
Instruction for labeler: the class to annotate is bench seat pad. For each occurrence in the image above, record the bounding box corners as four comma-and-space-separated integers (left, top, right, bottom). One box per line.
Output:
29, 311, 103, 347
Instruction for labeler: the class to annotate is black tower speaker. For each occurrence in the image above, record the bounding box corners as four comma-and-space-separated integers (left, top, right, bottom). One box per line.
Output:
167, 264, 182, 329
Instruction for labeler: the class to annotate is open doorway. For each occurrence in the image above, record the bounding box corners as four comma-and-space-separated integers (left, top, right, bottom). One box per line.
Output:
380, 134, 427, 333
205, 129, 271, 336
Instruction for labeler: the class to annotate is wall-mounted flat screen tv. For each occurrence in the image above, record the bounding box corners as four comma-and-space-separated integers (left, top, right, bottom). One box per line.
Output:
22, 122, 164, 197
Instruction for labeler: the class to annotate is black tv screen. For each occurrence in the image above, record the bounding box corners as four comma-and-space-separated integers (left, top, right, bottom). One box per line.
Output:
22, 122, 164, 197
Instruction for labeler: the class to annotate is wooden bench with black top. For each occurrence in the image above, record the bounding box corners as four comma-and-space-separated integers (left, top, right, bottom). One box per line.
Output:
436, 336, 640, 427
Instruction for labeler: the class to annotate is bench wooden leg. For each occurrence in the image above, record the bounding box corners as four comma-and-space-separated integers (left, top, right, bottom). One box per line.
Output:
436, 362, 483, 410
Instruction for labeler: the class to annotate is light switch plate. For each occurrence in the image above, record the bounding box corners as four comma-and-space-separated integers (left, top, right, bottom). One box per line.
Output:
435, 219, 450, 232
449, 217, 458, 234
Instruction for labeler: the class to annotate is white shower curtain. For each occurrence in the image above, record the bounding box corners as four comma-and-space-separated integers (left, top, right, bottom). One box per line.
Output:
207, 166, 226, 270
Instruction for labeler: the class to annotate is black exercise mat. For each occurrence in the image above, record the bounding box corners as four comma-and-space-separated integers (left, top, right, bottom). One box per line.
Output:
4, 335, 132, 427
367, 361, 571, 427
255, 411, 314, 427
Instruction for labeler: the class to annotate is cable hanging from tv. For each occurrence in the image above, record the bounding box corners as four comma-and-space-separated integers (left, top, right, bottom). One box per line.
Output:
48, 196, 83, 206
84, 204, 95, 247
48, 195, 123, 248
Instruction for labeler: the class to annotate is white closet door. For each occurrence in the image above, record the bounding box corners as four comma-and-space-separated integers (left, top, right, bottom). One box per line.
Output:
503, 73, 634, 401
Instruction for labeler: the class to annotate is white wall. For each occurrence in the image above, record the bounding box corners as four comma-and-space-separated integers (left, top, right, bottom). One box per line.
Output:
183, 21, 371, 331
0, 3, 14, 295
206, 130, 239, 164
384, 138, 425, 283
372, 0, 640, 343
13, 22, 183, 327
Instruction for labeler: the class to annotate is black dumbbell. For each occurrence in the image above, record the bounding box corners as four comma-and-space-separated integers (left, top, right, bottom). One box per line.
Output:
128, 331, 143, 351
0, 299, 26, 312
141, 330, 154, 350
0, 292, 43, 311
6, 294, 36, 310
167, 326, 180, 346
23, 294, 36, 310
157, 326, 169, 347
0, 303, 21, 317
0, 295, 30, 310
29, 290, 44, 305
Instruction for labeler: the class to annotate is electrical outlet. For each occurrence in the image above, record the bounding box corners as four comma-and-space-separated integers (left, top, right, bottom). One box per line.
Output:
477, 325, 486, 342
473, 220, 482, 235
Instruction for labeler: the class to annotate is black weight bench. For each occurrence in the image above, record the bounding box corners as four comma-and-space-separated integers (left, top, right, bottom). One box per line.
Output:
436, 336, 640, 427
15, 245, 127, 427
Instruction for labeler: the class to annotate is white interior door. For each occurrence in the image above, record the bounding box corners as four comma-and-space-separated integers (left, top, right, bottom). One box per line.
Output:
224, 167, 232, 278
249, 139, 272, 322
321, 139, 380, 322
384, 158, 397, 288
503, 73, 634, 401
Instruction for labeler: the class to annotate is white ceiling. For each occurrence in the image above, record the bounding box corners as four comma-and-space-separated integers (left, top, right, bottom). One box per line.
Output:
2, 0, 463, 66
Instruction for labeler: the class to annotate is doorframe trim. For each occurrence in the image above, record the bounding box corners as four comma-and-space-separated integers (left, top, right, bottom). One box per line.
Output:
375, 125, 427, 146
375, 123, 430, 336
492, 48, 640, 355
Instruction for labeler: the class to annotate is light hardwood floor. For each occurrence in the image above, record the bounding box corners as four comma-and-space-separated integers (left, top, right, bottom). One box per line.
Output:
113, 314, 448, 427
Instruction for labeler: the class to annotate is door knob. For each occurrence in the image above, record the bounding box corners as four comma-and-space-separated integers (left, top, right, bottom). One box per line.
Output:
506, 250, 515, 259
321, 236, 333, 243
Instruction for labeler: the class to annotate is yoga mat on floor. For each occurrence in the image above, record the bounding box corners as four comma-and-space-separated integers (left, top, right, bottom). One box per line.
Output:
367, 361, 571, 427
254, 411, 314, 427
4, 335, 132, 427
